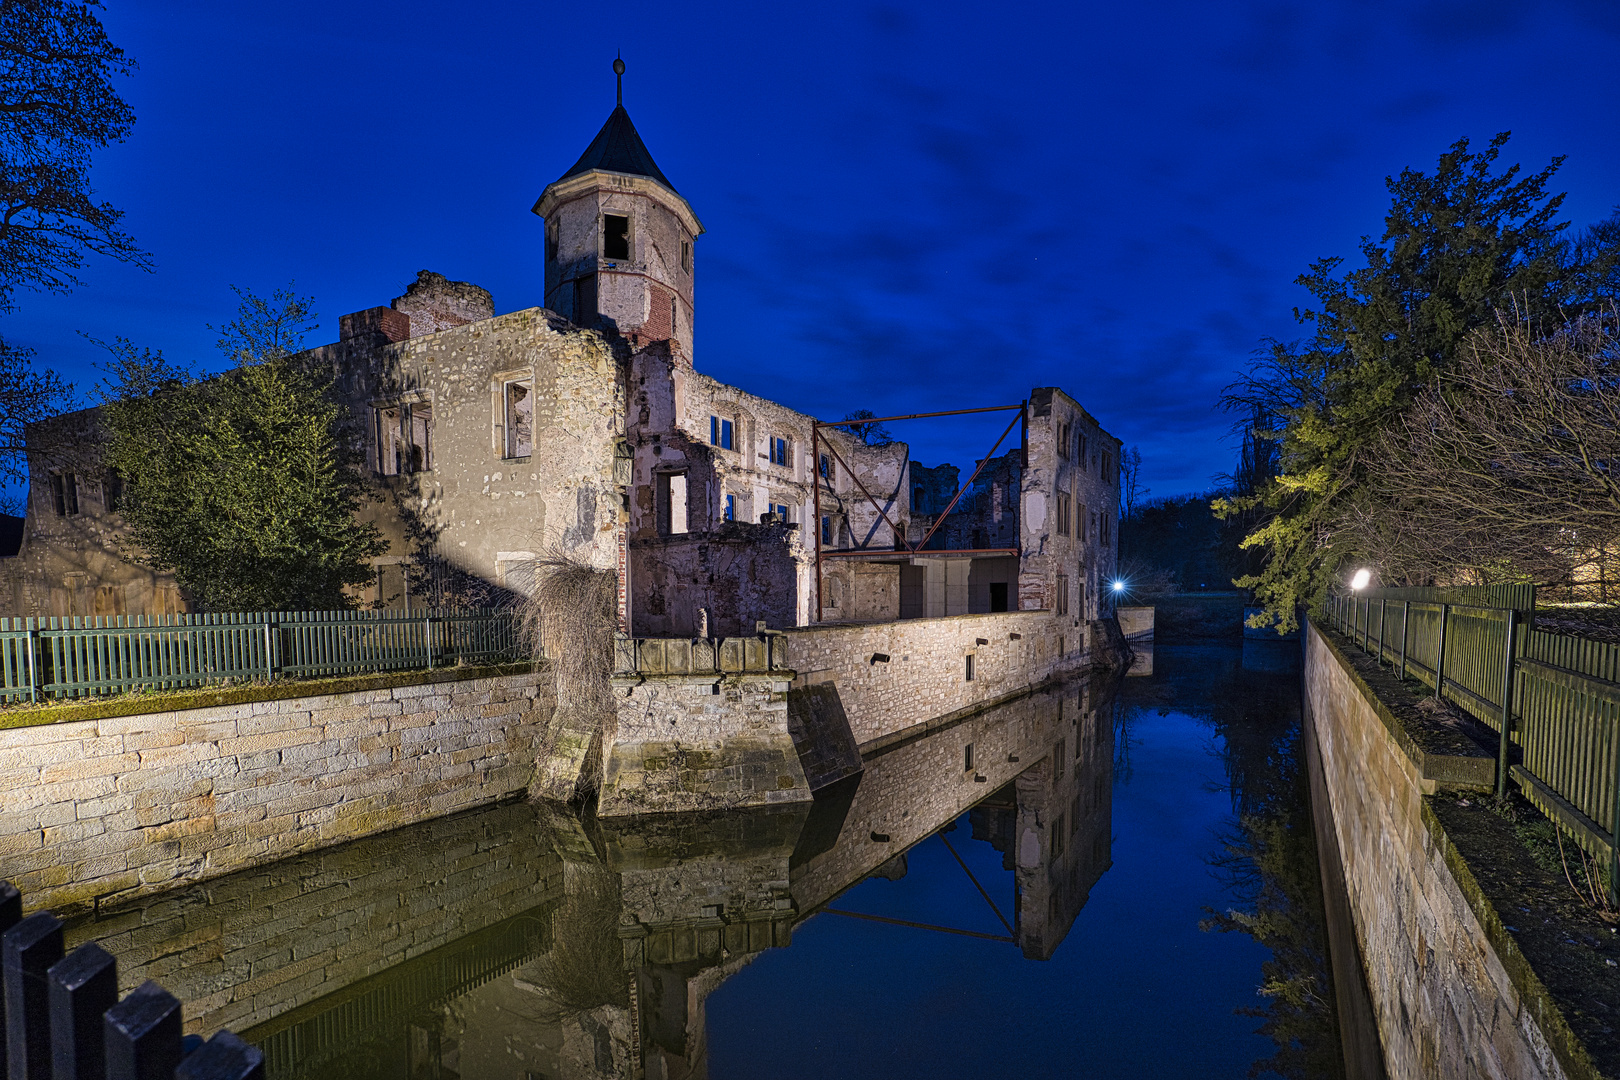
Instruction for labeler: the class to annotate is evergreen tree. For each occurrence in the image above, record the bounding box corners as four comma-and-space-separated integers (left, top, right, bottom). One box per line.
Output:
99, 287, 386, 611
1217, 133, 1582, 631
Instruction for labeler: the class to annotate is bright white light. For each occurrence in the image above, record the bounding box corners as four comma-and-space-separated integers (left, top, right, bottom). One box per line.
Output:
1112, 580, 1125, 593
1350, 568, 1372, 591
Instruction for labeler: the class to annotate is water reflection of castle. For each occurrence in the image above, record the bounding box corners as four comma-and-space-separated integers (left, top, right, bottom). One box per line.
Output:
66, 672, 1118, 1080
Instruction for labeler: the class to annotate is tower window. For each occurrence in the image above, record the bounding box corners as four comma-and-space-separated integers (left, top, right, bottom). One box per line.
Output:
574, 274, 597, 323
603, 214, 630, 260
545, 219, 558, 262
681, 239, 691, 273
710, 416, 733, 450
1057, 421, 1070, 459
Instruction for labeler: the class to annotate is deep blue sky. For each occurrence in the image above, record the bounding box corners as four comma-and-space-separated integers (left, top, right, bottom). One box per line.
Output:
11, 0, 1620, 496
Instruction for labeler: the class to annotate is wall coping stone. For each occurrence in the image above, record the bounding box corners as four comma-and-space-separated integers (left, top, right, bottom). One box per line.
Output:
0, 661, 543, 731
1313, 623, 1496, 792
1311, 620, 1606, 1080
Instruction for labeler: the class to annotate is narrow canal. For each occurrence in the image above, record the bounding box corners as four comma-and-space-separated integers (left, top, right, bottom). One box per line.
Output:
64, 642, 1341, 1079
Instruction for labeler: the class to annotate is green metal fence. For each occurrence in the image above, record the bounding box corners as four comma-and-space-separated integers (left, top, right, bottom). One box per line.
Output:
1326, 589, 1620, 899
0, 607, 522, 704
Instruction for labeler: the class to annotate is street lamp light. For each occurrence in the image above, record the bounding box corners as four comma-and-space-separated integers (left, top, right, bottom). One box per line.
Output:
1112, 580, 1125, 593
1349, 568, 1371, 591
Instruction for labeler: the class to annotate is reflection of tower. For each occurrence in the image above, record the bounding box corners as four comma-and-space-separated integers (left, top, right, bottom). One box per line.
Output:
1008, 685, 1116, 960
533, 58, 704, 359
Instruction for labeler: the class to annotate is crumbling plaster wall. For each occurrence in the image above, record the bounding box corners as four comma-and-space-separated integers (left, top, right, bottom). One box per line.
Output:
1020, 388, 1121, 623
321, 303, 626, 595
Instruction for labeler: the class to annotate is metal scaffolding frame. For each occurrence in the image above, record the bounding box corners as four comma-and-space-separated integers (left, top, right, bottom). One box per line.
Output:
811, 402, 1028, 623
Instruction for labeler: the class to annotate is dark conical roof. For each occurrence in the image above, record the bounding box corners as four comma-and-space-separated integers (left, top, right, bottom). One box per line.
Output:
557, 105, 677, 193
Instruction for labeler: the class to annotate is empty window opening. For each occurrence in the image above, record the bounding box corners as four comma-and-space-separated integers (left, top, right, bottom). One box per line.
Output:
824, 576, 841, 609
574, 274, 597, 323
1052, 813, 1066, 857
965, 654, 975, 682
1055, 738, 1066, 780
770, 502, 790, 522
724, 493, 736, 521
1102, 449, 1114, 480
913, 485, 925, 512
770, 436, 790, 466
989, 582, 1009, 612
819, 453, 834, 482
1056, 572, 1069, 616
50, 472, 78, 516
1078, 432, 1088, 462
821, 515, 832, 546
504, 380, 533, 458
603, 214, 630, 260
545, 219, 559, 262
964, 743, 975, 771
656, 472, 689, 535
681, 239, 691, 273
102, 470, 123, 513
1057, 421, 1070, 459
378, 403, 433, 475
710, 416, 734, 450
1056, 491, 1071, 537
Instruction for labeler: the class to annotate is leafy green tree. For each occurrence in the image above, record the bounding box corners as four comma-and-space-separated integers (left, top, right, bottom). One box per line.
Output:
0, 1, 149, 490
1218, 133, 1585, 631
99, 287, 386, 611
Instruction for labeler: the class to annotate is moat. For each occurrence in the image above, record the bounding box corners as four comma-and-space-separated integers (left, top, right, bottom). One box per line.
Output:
59, 643, 1338, 1079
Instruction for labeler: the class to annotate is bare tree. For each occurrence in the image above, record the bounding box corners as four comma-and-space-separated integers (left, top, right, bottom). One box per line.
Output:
1346, 311, 1620, 587
1120, 446, 1147, 521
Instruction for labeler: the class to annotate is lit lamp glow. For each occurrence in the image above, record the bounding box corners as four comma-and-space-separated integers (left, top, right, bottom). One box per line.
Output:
1349, 568, 1372, 591
1112, 580, 1125, 593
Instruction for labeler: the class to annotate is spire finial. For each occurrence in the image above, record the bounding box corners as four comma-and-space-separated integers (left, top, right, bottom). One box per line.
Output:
613, 55, 624, 107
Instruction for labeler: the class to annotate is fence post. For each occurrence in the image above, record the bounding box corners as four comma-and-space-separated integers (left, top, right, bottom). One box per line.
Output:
1497, 608, 1518, 798
104, 980, 184, 1080
1434, 604, 1449, 700
3, 910, 63, 1080
24, 623, 36, 705
174, 1030, 265, 1080
263, 619, 275, 683
424, 614, 434, 671
48, 942, 117, 1080
1377, 598, 1387, 665
1399, 601, 1410, 682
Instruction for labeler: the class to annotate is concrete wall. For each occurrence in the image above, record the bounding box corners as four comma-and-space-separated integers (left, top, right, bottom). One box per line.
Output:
1304, 622, 1582, 1080
0, 668, 551, 914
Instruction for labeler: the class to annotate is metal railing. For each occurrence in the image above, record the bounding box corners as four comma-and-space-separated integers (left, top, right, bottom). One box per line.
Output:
1327, 589, 1620, 899
612, 630, 791, 677
0, 607, 521, 704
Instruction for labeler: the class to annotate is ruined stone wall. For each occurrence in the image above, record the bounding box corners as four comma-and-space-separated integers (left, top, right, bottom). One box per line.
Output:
320, 302, 626, 596
65, 800, 563, 1038
0, 668, 552, 914
1020, 388, 1121, 622
784, 609, 1086, 749
630, 522, 805, 637
600, 672, 803, 816
1304, 623, 1578, 1080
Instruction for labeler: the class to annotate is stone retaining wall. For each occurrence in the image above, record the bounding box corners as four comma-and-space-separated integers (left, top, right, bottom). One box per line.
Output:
0, 667, 552, 913
1304, 622, 1581, 1080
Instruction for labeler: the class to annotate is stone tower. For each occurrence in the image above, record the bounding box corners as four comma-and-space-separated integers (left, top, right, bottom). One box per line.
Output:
533, 61, 704, 359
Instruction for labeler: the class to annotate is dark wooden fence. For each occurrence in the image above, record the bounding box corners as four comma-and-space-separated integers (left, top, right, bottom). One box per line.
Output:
1327, 588, 1620, 900
0, 608, 520, 704
1, 880, 261, 1079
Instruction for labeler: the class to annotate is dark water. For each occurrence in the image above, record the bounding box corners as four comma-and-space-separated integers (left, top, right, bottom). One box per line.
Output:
66, 642, 1340, 1079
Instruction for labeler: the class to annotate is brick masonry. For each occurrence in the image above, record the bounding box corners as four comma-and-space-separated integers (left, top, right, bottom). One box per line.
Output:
0, 668, 553, 914
1305, 622, 1581, 1080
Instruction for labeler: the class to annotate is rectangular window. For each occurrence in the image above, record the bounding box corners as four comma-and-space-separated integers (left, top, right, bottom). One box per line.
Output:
1077, 503, 1088, 543
504, 380, 533, 458
50, 472, 78, 516
989, 582, 1009, 612
1055, 738, 1066, 780
724, 493, 736, 521
574, 274, 597, 323
1057, 421, 1070, 459
378, 403, 433, 474
657, 473, 689, 535
603, 214, 630, 260
1078, 432, 1088, 462
964, 743, 975, 771
681, 239, 691, 273
1056, 491, 1071, 537
1052, 813, 1066, 857
770, 436, 789, 465
1056, 572, 1069, 616
102, 470, 123, 513
710, 416, 733, 450
965, 654, 975, 682
770, 502, 790, 522
1102, 449, 1113, 480
819, 453, 834, 482
821, 516, 832, 545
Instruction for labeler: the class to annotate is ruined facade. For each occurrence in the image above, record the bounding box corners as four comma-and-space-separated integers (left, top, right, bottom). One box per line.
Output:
4, 84, 1122, 638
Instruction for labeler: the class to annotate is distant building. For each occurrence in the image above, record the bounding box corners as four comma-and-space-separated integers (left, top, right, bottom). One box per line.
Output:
3, 79, 1122, 634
